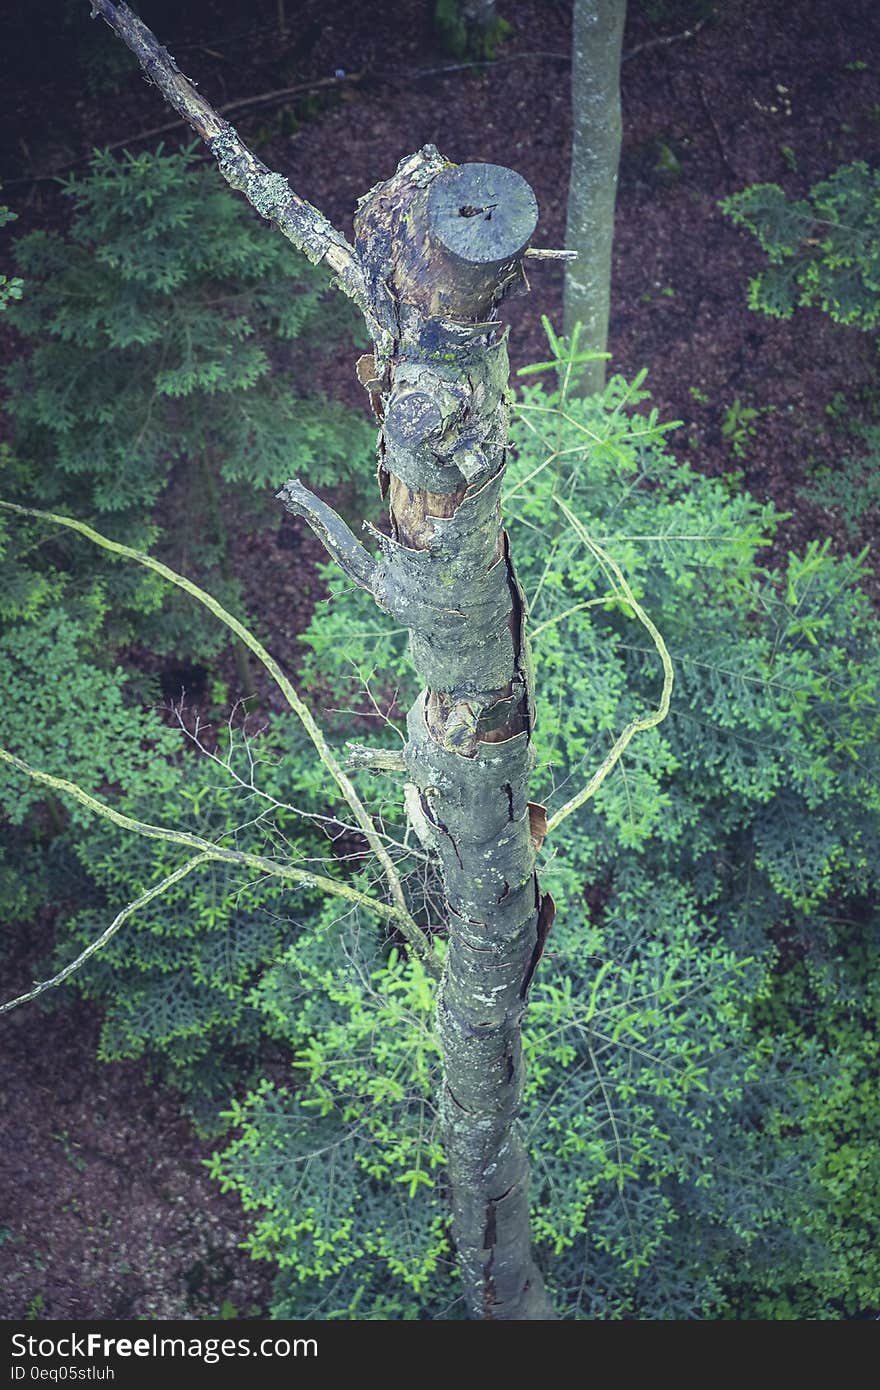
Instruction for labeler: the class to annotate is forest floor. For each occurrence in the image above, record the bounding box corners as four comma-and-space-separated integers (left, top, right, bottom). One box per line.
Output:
1, 0, 879, 1319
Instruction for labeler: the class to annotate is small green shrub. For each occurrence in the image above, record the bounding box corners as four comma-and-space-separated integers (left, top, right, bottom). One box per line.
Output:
721, 160, 880, 329
723, 157, 880, 579
802, 415, 880, 543
4, 146, 372, 657
720, 397, 774, 459
433, 1, 513, 61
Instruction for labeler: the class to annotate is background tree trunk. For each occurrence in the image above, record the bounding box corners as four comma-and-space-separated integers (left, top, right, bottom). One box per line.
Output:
564, 0, 626, 395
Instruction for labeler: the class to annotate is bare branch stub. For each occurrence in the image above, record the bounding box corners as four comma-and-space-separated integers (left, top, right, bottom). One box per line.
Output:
276, 480, 378, 595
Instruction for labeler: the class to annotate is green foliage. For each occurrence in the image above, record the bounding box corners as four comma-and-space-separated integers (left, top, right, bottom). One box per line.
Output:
210, 931, 450, 1304
36, 703, 338, 1120
723, 157, 880, 593
721, 161, 880, 329
780, 144, 798, 174
0, 511, 340, 1117
0, 834, 46, 950
284, 364, 880, 1317
737, 930, 880, 1318
653, 140, 682, 179
4, 147, 371, 656
720, 396, 774, 459
433, 1, 512, 61
6, 146, 358, 509
7, 348, 879, 1315
0, 605, 179, 829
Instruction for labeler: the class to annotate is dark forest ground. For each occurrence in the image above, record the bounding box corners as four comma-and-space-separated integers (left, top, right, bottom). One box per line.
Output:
1, 0, 879, 1319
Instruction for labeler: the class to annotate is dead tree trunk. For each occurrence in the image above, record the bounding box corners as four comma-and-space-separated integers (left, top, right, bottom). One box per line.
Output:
88, 1, 560, 1321
280, 150, 556, 1319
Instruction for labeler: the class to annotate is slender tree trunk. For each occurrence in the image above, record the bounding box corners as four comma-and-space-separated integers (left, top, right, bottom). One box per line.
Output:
281, 150, 556, 1318
564, 0, 626, 395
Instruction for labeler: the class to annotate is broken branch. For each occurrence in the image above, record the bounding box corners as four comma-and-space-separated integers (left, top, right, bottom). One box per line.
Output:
86, 2, 375, 328
277, 480, 379, 594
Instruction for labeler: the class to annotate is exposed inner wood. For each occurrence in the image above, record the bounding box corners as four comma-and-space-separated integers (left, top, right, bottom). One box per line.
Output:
388, 474, 466, 550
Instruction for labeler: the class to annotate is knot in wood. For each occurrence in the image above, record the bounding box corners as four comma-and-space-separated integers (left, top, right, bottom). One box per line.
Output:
385, 389, 444, 449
